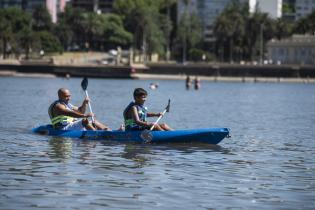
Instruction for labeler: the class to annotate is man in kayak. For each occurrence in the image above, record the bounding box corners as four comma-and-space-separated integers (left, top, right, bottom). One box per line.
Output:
123, 88, 173, 131
48, 88, 110, 131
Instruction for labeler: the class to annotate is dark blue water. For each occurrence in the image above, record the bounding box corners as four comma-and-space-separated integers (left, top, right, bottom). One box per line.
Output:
0, 77, 314, 209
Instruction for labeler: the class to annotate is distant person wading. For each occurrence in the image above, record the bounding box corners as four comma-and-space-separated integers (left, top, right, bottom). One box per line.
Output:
194, 76, 201, 90
186, 76, 192, 90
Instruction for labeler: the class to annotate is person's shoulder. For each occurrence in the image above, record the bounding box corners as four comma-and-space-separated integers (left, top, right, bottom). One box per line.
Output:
54, 102, 65, 108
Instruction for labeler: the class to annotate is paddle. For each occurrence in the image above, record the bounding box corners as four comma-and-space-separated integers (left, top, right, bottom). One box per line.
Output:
81, 77, 95, 123
149, 99, 170, 130
140, 99, 171, 142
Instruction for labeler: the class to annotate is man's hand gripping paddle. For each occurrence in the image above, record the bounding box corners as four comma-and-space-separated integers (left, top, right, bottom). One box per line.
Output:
141, 99, 171, 143
81, 77, 95, 124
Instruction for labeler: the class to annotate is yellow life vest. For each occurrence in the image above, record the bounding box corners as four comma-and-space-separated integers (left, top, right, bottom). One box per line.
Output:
48, 100, 76, 128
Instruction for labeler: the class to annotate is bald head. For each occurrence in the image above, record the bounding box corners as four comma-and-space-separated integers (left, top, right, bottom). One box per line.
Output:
58, 88, 71, 102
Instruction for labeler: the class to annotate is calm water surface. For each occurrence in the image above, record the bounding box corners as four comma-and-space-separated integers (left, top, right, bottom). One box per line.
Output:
0, 77, 314, 209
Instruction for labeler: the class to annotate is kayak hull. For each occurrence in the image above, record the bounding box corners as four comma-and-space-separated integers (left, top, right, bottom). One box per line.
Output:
32, 125, 230, 144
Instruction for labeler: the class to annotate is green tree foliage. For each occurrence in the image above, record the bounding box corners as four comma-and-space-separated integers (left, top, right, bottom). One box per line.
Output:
282, 3, 295, 14
0, 7, 32, 58
0, 11, 12, 58
294, 11, 315, 35
274, 18, 293, 40
214, 2, 247, 61
54, 14, 73, 50
37, 31, 63, 53
32, 5, 53, 32
1, 1, 307, 62
213, 1, 284, 62
0, 7, 65, 59
113, 0, 166, 55
30, 6, 63, 54
173, 0, 202, 62
55, 5, 132, 51
101, 14, 133, 47
159, 0, 177, 60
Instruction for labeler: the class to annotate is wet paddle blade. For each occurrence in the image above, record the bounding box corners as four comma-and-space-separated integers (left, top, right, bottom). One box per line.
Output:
166, 99, 171, 112
81, 77, 88, 91
140, 129, 153, 143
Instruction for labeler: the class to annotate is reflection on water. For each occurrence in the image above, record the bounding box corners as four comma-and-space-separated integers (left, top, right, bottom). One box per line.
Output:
0, 77, 315, 209
121, 144, 151, 168
49, 138, 73, 160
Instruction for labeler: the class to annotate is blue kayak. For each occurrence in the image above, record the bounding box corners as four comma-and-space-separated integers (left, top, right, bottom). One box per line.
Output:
32, 124, 230, 144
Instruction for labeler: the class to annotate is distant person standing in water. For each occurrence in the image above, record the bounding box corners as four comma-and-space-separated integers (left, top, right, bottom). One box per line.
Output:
186, 76, 192, 90
149, 83, 159, 90
194, 76, 201, 90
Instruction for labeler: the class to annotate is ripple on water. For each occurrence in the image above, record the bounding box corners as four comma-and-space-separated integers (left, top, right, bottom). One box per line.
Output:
1, 78, 315, 209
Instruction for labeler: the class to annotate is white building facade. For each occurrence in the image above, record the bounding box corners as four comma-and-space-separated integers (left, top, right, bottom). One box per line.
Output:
295, 0, 315, 19
267, 35, 315, 65
249, 0, 283, 18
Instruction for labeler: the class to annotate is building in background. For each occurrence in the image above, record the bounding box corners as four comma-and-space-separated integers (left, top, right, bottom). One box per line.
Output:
267, 35, 315, 65
46, 0, 67, 23
0, 0, 66, 23
295, 0, 315, 19
249, 0, 283, 19
177, 0, 239, 42
177, 0, 282, 43
282, 0, 296, 22
71, 0, 114, 13
0, 0, 26, 9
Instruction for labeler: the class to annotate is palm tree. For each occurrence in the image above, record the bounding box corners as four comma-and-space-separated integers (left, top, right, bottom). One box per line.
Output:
0, 13, 12, 59
160, 0, 177, 61
274, 18, 292, 40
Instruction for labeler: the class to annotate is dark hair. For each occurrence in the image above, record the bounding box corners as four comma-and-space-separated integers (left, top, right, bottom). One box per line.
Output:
133, 88, 147, 98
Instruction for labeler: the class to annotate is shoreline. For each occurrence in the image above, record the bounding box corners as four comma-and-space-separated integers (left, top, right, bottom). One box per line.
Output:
0, 61, 314, 83
1, 69, 314, 83
0, 70, 56, 78
131, 73, 315, 83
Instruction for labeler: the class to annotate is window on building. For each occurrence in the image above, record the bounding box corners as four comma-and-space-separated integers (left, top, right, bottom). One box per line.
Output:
279, 48, 285, 55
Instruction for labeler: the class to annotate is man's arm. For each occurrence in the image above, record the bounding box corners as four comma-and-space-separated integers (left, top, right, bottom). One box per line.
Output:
131, 106, 153, 127
54, 103, 93, 118
147, 112, 162, 117
76, 97, 89, 113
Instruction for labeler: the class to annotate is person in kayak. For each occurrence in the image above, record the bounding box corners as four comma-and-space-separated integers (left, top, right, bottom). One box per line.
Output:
48, 88, 110, 131
123, 88, 173, 131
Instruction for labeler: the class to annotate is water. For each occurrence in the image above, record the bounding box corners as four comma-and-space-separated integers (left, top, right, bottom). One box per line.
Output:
0, 77, 314, 209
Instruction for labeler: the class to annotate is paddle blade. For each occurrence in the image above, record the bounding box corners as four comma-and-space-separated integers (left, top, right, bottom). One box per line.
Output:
81, 77, 88, 91
166, 99, 171, 112
140, 130, 153, 143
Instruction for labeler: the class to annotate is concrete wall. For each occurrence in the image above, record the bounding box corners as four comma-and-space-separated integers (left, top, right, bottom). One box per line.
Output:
1, 62, 315, 78
147, 63, 315, 78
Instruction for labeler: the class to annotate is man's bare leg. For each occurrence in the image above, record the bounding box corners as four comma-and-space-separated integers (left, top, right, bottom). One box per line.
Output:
93, 120, 111, 131
160, 123, 173, 131
82, 118, 96, 130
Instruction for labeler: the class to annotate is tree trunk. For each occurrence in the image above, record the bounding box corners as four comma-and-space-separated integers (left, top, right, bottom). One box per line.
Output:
166, 5, 171, 61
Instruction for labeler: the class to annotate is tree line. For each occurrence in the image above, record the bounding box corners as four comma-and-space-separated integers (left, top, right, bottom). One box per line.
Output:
0, 0, 314, 62
213, 2, 315, 62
